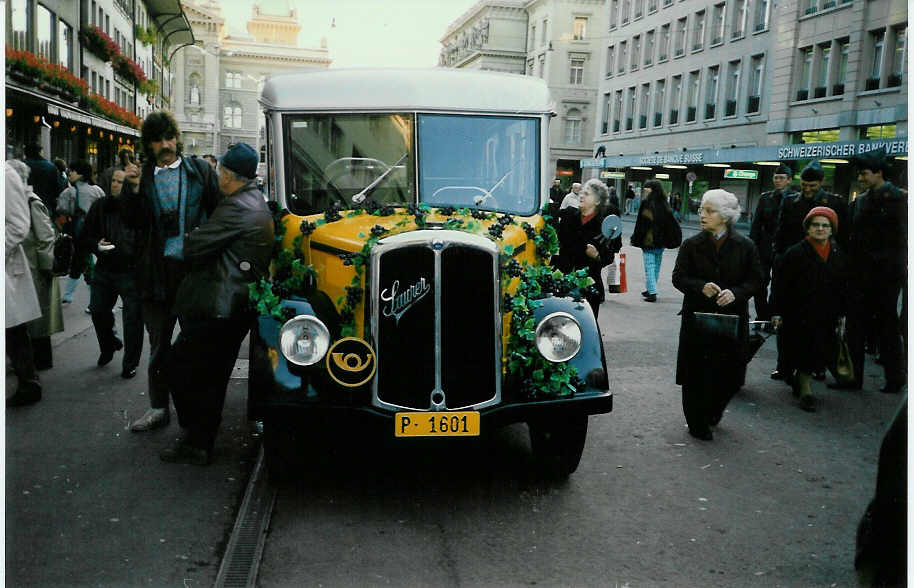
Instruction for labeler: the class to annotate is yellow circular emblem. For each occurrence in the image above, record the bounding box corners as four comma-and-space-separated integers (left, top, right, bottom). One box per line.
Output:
326, 337, 377, 387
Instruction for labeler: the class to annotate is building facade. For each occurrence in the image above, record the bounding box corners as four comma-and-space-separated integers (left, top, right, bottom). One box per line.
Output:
174, 0, 331, 161
5, 0, 193, 171
587, 0, 907, 217
440, 0, 607, 183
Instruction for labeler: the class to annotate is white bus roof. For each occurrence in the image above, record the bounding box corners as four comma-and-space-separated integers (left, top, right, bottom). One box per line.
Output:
259, 68, 554, 115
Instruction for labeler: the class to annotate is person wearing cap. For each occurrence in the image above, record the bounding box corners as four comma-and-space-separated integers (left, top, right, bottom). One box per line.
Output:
749, 163, 797, 325
122, 111, 221, 433
672, 189, 762, 440
770, 207, 852, 411
771, 159, 848, 383
159, 143, 274, 465
842, 147, 906, 394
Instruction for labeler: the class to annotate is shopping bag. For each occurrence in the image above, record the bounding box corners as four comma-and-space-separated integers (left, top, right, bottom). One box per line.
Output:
693, 312, 740, 341
828, 331, 855, 385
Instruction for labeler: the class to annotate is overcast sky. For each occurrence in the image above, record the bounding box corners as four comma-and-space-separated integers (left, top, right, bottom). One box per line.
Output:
220, 0, 480, 68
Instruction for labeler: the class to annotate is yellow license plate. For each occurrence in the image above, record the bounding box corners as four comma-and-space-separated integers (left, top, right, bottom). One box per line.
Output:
395, 412, 481, 437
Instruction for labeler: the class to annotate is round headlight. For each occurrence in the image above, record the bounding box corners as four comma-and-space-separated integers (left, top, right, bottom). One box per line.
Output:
279, 315, 331, 366
534, 312, 582, 363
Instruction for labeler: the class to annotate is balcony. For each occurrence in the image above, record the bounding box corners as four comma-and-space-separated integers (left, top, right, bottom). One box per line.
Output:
864, 77, 880, 91
822, 0, 835, 7
687, 106, 697, 121
658, 53, 667, 61
639, 115, 648, 128
804, 6, 817, 14
731, 29, 744, 39
664, 0, 673, 5
796, 89, 809, 101
618, 67, 626, 74
832, 83, 844, 95
622, 16, 630, 24
675, 47, 685, 57
648, 1, 658, 11
711, 36, 722, 45
644, 58, 652, 66
602, 121, 609, 134
626, 117, 634, 130
692, 42, 703, 51
705, 103, 715, 119
754, 22, 766, 32
887, 73, 902, 87
747, 94, 760, 112
614, 120, 621, 132
669, 109, 679, 124
635, 11, 643, 18
725, 99, 736, 116
654, 112, 662, 126
813, 86, 827, 98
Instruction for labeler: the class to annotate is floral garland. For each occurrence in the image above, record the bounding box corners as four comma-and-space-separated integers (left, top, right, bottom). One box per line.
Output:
6, 48, 89, 98
248, 204, 594, 399
78, 25, 119, 61
86, 93, 142, 129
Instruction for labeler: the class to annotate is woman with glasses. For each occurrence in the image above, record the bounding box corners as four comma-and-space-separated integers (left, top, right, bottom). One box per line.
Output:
672, 189, 762, 440
770, 207, 851, 412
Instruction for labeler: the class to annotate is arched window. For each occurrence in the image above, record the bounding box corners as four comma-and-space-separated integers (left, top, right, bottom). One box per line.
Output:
564, 108, 582, 144
188, 73, 201, 105
223, 102, 242, 128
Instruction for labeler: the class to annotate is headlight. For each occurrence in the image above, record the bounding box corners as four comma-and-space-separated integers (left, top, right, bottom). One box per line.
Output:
534, 312, 582, 363
279, 315, 331, 366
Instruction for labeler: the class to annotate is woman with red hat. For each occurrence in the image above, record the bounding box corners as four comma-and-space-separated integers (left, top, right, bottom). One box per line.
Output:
771, 206, 853, 411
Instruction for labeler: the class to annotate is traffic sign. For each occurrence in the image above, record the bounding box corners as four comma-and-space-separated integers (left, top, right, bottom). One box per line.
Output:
723, 169, 759, 179
685, 172, 697, 182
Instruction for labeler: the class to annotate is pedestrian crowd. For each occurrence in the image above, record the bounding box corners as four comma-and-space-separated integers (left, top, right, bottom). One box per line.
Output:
6, 111, 273, 467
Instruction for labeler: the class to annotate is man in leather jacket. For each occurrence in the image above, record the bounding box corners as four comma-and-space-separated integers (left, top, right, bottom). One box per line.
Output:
749, 162, 796, 322
160, 143, 274, 465
122, 111, 221, 432
841, 148, 906, 394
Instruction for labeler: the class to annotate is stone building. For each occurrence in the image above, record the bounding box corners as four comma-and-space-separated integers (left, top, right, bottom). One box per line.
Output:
174, 0, 331, 160
586, 0, 907, 217
440, 0, 607, 183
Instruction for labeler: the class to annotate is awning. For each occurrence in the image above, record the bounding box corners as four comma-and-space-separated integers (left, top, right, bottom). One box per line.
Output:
7, 82, 140, 137
146, 0, 194, 49
582, 137, 909, 169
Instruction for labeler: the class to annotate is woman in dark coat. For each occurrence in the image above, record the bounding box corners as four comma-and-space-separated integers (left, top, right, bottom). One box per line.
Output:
631, 180, 679, 302
556, 178, 620, 319
672, 189, 762, 440
770, 206, 851, 412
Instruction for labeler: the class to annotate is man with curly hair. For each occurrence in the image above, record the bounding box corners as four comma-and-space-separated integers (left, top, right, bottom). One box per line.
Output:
122, 111, 221, 432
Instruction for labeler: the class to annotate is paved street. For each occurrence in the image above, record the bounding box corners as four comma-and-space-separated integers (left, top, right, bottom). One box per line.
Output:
6, 223, 903, 587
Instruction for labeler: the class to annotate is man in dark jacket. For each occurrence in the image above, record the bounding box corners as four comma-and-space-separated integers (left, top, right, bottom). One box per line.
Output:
159, 143, 274, 465
841, 148, 906, 394
749, 163, 796, 322
770, 159, 848, 381
77, 169, 143, 378
122, 111, 221, 432
24, 143, 62, 212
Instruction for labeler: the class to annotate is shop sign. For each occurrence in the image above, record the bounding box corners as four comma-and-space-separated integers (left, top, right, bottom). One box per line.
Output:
601, 171, 626, 179
580, 158, 606, 168
776, 138, 908, 160
723, 169, 759, 179
639, 151, 704, 165
556, 169, 574, 176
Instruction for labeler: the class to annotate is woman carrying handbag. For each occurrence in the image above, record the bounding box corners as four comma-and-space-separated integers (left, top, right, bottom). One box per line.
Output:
631, 180, 681, 302
771, 207, 853, 412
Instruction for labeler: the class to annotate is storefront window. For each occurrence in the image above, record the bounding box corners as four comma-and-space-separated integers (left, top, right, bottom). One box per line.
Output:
860, 124, 896, 139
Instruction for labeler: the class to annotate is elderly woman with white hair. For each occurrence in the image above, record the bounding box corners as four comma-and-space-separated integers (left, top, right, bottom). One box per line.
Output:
556, 178, 621, 319
672, 188, 762, 440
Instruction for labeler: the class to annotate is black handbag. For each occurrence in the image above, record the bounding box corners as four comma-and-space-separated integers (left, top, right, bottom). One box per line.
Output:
52, 233, 75, 276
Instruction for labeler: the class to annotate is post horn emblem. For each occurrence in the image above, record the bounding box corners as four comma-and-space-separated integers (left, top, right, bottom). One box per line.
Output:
326, 337, 377, 387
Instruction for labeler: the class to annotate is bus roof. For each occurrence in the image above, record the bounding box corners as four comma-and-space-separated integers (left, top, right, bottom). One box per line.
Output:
259, 68, 554, 115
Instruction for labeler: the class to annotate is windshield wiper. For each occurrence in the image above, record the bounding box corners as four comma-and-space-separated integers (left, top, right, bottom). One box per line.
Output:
352, 152, 409, 204
474, 169, 512, 206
